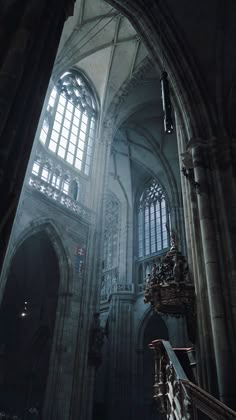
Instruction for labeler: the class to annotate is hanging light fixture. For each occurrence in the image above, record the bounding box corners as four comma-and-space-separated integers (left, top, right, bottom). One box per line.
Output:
160, 70, 174, 134
20, 301, 29, 318
159, 1, 174, 135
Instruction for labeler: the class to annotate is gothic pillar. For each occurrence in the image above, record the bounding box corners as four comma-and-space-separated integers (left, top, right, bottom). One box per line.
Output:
0, 0, 75, 271
107, 294, 135, 420
176, 115, 217, 394
191, 137, 236, 408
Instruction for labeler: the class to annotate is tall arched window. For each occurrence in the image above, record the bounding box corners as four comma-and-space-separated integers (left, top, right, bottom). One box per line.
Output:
39, 71, 97, 176
137, 179, 170, 258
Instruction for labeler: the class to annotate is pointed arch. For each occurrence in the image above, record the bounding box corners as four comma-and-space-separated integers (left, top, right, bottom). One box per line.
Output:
105, 0, 213, 139
136, 307, 169, 350
39, 69, 98, 176
1, 218, 72, 300
137, 177, 170, 258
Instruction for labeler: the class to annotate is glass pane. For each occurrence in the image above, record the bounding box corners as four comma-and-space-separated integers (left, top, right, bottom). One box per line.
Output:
59, 94, 66, 106
61, 127, 69, 138
70, 133, 77, 144
67, 101, 73, 112
59, 136, 68, 148
87, 146, 92, 156
81, 122, 87, 133
51, 87, 57, 98
151, 236, 156, 253
157, 241, 162, 251
48, 93, 56, 108
78, 139, 85, 150
72, 124, 78, 135
58, 146, 65, 159
48, 141, 57, 152
76, 149, 83, 160
41, 168, 50, 181
86, 156, 91, 166
68, 143, 76, 154
163, 230, 168, 248
64, 118, 71, 129
55, 112, 63, 124
63, 181, 69, 194
82, 113, 88, 124
65, 109, 72, 121
74, 108, 81, 118
66, 153, 74, 164
79, 131, 86, 141
73, 116, 79, 127
88, 136, 93, 147
51, 130, 59, 142
162, 212, 166, 226
32, 162, 40, 176
75, 159, 82, 170
53, 121, 61, 132
57, 104, 64, 114
52, 175, 60, 188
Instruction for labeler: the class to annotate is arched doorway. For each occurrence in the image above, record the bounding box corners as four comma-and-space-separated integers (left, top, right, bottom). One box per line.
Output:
139, 312, 169, 420
0, 230, 60, 418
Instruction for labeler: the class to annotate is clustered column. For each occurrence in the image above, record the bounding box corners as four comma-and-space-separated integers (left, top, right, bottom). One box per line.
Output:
191, 137, 236, 409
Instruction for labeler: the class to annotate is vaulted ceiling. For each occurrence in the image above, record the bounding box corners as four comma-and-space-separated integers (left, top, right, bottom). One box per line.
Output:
53, 0, 180, 197
54, 0, 151, 117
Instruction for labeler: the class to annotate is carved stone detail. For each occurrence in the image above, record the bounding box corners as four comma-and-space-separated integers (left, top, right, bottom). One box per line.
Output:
28, 174, 94, 223
150, 340, 193, 420
144, 233, 196, 341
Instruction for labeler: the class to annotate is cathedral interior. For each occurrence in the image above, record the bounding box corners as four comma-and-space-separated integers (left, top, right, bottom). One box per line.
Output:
1, 0, 236, 419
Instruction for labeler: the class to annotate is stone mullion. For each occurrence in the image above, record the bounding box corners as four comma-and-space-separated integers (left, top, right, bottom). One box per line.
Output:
148, 205, 151, 254
55, 94, 67, 155
65, 100, 75, 161
160, 198, 163, 249
82, 113, 91, 173
154, 202, 157, 253
74, 108, 83, 168
192, 139, 233, 407
142, 205, 145, 257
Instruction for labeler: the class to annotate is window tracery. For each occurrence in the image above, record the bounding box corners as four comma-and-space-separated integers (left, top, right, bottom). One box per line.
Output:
138, 179, 169, 258
41, 163, 51, 183
103, 197, 119, 270
39, 71, 97, 176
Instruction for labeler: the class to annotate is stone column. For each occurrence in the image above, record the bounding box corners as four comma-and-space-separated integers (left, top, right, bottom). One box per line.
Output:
107, 294, 135, 420
191, 137, 235, 408
176, 116, 217, 394
0, 0, 75, 271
